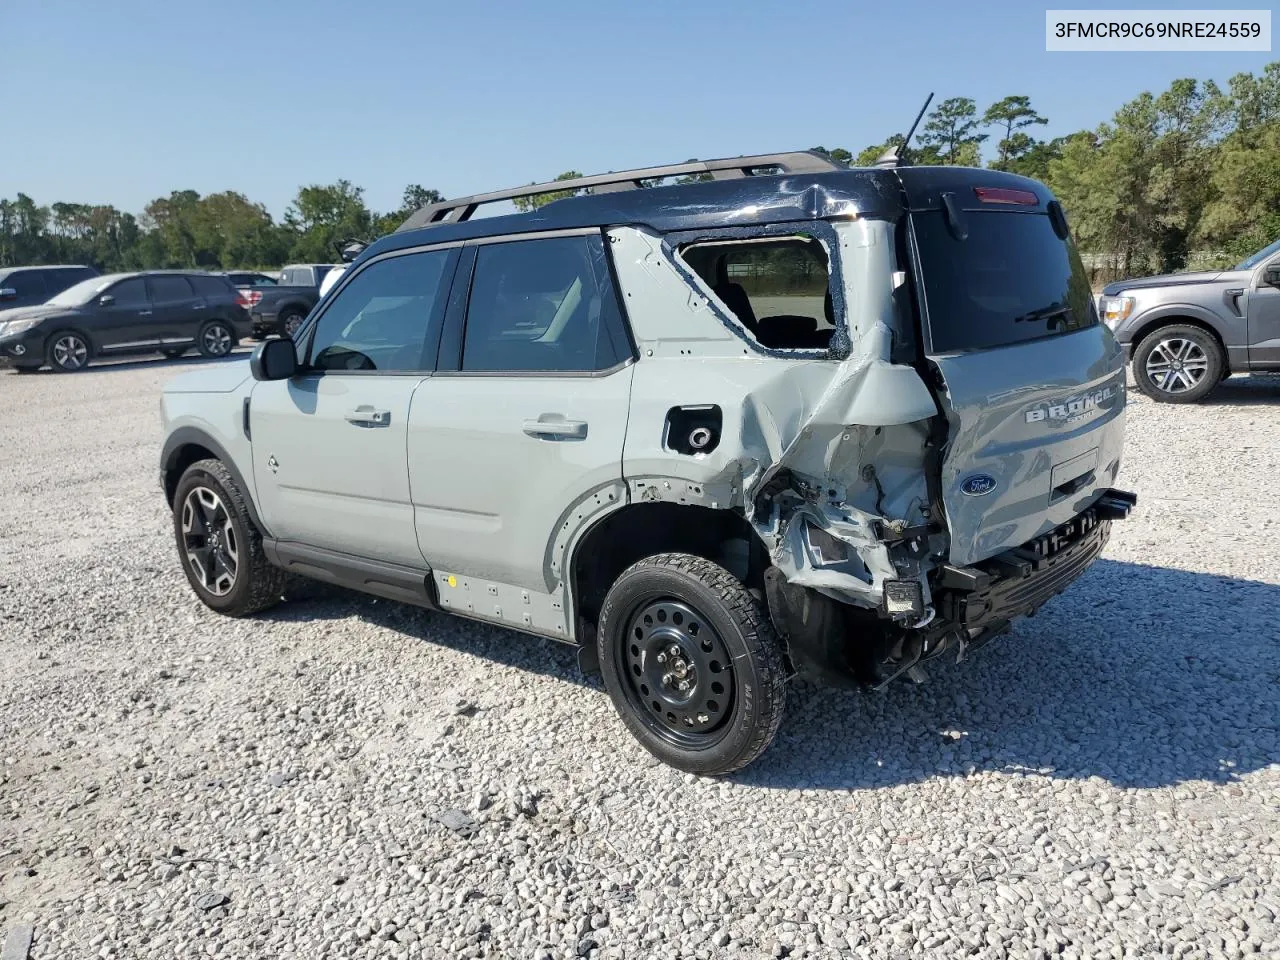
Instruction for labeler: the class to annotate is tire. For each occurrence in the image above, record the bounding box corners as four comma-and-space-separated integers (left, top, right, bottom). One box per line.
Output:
45, 330, 91, 372
279, 310, 305, 338
597, 553, 786, 776
1132, 324, 1224, 404
162, 348, 188, 360
197, 320, 236, 358
172, 458, 286, 617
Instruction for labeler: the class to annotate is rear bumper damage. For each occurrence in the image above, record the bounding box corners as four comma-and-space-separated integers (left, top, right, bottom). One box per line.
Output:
766, 488, 1137, 687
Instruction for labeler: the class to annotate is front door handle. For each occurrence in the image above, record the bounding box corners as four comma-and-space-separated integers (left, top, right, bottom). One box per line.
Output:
523, 417, 588, 439
345, 406, 390, 426
139, 310, 153, 316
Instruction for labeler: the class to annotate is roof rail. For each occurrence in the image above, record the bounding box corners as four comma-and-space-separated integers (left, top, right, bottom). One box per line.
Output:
394, 150, 845, 232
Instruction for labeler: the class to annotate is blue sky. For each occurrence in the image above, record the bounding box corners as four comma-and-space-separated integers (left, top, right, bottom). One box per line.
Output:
1, 0, 1274, 219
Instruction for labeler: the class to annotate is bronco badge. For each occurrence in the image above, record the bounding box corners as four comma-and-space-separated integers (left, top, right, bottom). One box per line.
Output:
1025, 385, 1118, 424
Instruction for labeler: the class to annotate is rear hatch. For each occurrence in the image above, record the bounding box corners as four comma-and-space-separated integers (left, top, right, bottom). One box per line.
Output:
899, 169, 1126, 567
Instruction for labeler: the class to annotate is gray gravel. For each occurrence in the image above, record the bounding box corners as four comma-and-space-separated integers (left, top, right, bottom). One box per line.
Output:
2, 356, 1279, 959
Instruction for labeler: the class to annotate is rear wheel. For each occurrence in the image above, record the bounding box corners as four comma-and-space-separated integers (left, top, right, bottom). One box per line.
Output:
1132, 324, 1224, 403
46, 331, 91, 372
197, 321, 235, 358
597, 553, 786, 776
172, 458, 285, 617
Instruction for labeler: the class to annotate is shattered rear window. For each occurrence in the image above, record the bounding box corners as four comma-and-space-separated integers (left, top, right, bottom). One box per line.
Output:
679, 236, 835, 351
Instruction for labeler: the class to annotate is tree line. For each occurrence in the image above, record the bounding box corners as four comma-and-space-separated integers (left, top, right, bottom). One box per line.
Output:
1, 63, 1276, 281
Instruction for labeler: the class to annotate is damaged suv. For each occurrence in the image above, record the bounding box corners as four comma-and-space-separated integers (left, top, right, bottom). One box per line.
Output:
159, 151, 1136, 775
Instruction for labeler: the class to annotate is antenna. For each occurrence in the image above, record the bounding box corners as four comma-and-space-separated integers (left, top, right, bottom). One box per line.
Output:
874, 92, 935, 168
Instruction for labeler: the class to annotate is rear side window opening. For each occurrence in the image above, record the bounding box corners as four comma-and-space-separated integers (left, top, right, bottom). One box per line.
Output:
677, 235, 835, 351
911, 209, 1097, 354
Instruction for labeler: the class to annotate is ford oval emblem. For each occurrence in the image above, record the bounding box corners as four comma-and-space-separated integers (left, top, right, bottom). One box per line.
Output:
960, 474, 997, 497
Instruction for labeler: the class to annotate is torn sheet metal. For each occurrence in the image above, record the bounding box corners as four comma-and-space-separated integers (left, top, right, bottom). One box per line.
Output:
609, 222, 943, 612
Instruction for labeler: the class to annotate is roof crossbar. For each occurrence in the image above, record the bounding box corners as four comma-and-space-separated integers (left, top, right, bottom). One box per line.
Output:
394, 150, 845, 232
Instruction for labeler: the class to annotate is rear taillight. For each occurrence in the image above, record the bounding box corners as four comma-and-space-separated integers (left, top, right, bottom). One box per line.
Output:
973, 186, 1039, 205
236, 289, 263, 308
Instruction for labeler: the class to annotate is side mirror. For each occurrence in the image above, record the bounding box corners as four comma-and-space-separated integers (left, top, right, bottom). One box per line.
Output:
1265, 265, 1280, 288
98, 294, 115, 306
0, 287, 16, 302
250, 338, 298, 381
340, 240, 367, 263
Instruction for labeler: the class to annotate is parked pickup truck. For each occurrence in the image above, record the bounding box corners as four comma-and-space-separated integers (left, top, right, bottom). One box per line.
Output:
237, 263, 339, 338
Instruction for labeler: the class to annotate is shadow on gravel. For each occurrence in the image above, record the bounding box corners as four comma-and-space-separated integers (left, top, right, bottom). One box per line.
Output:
1199, 373, 1280, 406
259, 559, 1280, 792
739, 559, 1280, 792
258, 587, 593, 689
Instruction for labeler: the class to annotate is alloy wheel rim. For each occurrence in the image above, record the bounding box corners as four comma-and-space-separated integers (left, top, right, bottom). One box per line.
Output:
1145, 338, 1209, 394
204, 325, 232, 356
284, 316, 302, 336
182, 486, 239, 596
53, 335, 88, 369
620, 598, 735, 748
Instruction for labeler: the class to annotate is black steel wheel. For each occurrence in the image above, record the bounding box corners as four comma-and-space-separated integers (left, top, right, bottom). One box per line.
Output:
172, 458, 285, 616
621, 599, 736, 748
597, 553, 786, 775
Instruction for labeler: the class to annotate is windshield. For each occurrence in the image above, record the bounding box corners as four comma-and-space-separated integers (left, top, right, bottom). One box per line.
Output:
46, 274, 120, 307
1235, 236, 1280, 270
912, 210, 1097, 353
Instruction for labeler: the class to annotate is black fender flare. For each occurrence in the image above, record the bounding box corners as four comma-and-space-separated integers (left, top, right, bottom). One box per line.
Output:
160, 425, 270, 537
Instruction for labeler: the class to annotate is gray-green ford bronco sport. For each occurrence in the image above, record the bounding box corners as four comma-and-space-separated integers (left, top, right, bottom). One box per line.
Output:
160, 151, 1136, 775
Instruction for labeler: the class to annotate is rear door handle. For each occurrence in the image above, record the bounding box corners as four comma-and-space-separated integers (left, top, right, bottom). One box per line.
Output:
522, 417, 588, 439
345, 406, 390, 426
139, 310, 153, 316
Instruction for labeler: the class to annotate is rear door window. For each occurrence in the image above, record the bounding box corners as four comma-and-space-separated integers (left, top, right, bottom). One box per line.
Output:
460, 235, 625, 373
150, 275, 195, 305
911, 210, 1097, 354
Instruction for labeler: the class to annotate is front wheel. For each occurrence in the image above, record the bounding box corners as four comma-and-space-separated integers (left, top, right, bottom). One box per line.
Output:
172, 458, 286, 617
1132, 324, 1224, 403
46, 331, 91, 372
597, 553, 786, 776
280, 310, 305, 338
197, 320, 236, 358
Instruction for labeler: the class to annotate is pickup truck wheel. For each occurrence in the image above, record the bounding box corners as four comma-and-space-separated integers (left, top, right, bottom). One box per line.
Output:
173, 458, 285, 617
280, 310, 305, 337
597, 553, 786, 776
197, 321, 235, 358
1132, 324, 1223, 403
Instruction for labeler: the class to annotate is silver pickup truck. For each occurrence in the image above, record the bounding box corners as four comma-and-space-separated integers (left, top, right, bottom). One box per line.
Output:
1099, 237, 1280, 403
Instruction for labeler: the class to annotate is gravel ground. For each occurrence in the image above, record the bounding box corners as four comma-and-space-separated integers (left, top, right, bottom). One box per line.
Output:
1, 355, 1278, 960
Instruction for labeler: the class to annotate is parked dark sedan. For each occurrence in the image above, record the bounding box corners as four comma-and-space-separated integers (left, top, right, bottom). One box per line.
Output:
0, 271, 251, 372
0, 264, 100, 310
